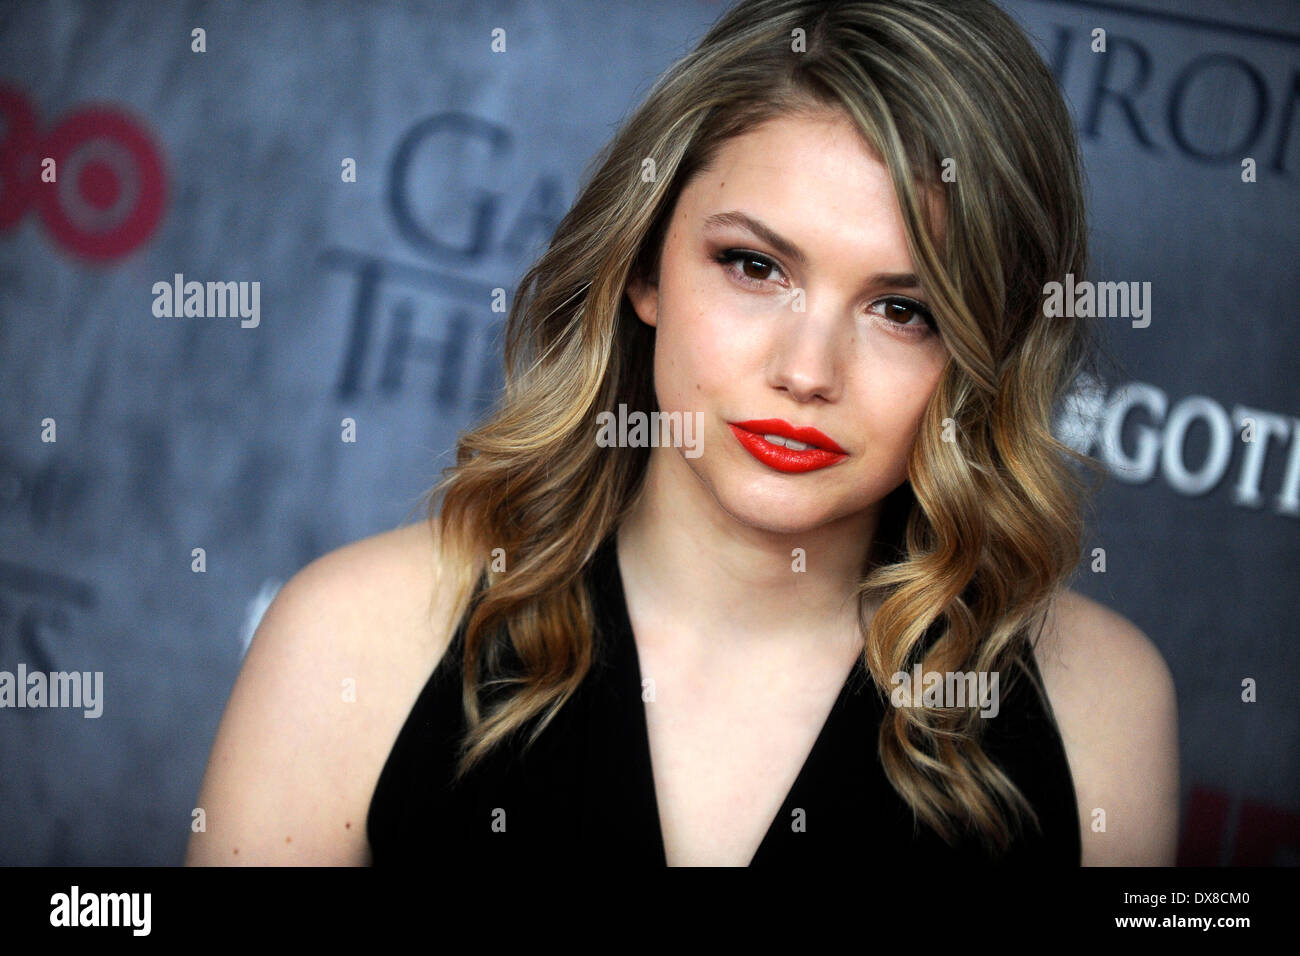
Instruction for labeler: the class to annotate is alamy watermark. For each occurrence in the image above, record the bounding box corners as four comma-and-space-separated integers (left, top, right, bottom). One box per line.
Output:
50, 886, 150, 936
890, 664, 1000, 717
1043, 273, 1151, 328
0, 664, 103, 718
152, 272, 260, 328
595, 403, 704, 458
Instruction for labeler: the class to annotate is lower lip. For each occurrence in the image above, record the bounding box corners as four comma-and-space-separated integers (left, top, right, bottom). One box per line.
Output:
727, 424, 849, 473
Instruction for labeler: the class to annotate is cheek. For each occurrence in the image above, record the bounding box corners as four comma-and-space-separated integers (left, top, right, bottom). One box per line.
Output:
853, 355, 945, 448
653, 284, 749, 407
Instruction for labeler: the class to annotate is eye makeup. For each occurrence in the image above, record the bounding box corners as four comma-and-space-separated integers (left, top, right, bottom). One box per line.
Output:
711, 247, 939, 338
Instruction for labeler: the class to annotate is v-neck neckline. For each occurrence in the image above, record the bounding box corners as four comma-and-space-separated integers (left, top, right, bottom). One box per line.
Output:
592, 531, 868, 867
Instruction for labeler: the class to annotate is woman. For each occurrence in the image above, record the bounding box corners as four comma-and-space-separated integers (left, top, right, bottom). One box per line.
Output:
187, 0, 1178, 867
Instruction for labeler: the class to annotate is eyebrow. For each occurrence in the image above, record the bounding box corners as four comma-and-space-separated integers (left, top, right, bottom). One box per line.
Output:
702, 210, 922, 290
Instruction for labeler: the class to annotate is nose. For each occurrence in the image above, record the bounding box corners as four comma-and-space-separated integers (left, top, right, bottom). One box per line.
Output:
766, 305, 843, 403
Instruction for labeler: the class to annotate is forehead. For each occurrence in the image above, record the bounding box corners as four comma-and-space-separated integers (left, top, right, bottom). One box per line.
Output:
675, 110, 943, 259
681, 108, 946, 254
694, 110, 888, 199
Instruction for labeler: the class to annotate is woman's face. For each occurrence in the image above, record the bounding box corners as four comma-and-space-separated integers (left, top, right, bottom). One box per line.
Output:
624, 109, 950, 535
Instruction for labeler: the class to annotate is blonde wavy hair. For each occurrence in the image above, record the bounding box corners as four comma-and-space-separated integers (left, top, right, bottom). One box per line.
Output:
421, 0, 1107, 854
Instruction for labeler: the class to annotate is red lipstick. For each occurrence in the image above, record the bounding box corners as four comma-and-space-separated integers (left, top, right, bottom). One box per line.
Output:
727, 419, 849, 473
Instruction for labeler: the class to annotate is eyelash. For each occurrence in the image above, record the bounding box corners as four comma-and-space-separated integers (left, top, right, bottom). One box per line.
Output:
714, 249, 938, 337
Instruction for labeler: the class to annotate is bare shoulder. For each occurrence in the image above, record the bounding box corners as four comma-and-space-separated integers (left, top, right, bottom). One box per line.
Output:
185, 520, 464, 865
1032, 588, 1180, 866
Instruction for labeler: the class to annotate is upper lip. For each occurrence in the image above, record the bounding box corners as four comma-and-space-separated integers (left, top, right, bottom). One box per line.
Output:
731, 419, 848, 454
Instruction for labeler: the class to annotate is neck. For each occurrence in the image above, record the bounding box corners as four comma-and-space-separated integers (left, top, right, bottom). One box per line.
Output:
616, 447, 884, 655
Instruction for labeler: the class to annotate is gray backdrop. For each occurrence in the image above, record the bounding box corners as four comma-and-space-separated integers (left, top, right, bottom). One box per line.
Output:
0, 0, 1296, 865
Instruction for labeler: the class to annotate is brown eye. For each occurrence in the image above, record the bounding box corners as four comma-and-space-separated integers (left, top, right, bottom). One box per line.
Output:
884, 300, 920, 324
869, 296, 938, 337
717, 249, 785, 287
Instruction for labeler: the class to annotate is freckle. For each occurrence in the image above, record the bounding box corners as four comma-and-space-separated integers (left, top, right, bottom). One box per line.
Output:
233, 848, 238, 855
285, 836, 292, 844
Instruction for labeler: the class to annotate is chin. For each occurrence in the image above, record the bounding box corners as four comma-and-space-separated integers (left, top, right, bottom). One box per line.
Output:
733, 509, 839, 537
711, 483, 841, 536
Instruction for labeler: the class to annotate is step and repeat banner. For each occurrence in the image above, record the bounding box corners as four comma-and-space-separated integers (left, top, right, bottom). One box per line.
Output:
0, 0, 1296, 865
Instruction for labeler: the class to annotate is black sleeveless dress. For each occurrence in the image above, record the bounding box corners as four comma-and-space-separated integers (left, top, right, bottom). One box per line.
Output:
367, 533, 1082, 865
